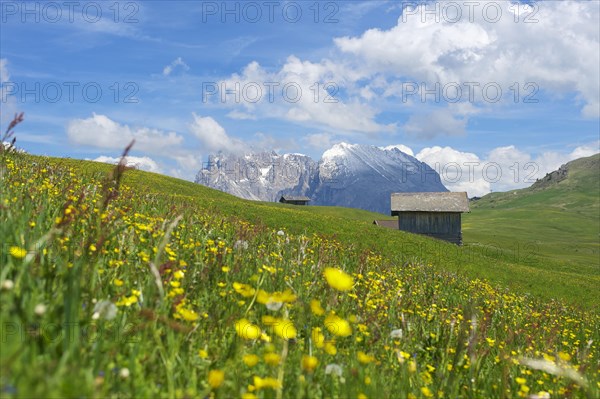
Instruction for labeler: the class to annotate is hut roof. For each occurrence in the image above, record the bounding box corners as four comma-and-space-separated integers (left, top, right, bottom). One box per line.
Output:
373, 220, 398, 229
391, 192, 470, 214
279, 196, 311, 202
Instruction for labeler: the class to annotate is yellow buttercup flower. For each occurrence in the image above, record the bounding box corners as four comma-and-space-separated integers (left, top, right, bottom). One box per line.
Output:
310, 299, 325, 316
243, 354, 260, 367
301, 355, 318, 372
264, 352, 281, 366
253, 376, 280, 390
233, 282, 256, 297
273, 318, 297, 340
324, 341, 337, 355
357, 351, 376, 364
173, 270, 185, 279
9, 246, 27, 259
255, 290, 271, 304
208, 369, 224, 389
325, 313, 352, 337
558, 351, 571, 362
312, 327, 325, 348
323, 267, 354, 291
235, 319, 261, 340
177, 308, 199, 322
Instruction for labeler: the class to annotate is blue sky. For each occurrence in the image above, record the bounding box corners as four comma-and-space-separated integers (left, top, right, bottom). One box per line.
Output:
1, 0, 599, 195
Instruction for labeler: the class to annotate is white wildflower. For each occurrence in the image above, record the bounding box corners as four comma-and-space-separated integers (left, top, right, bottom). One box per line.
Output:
325, 363, 343, 377
34, 303, 47, 316
266, 301, 283, 311
92, 300, 118, 321
1, 280, 14, 291
390, 328, 403, 339
119, 368, 130, 379
234, 240, 248, 250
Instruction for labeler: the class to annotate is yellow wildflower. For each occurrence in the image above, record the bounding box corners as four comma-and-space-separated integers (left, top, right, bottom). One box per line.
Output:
273, 318, 297, 340
310, 299, 325, 316
208, 369, 224, 389
357, 351, 375, 364
312, 327, 325, 348
235, 319, 261, 340
301, 355, 318, 372
116, 295, 138, 307
264, 353, 281, 366
233, 282, 256, 297
174, 270, 185, 279
177, 308, 199, 322
243, 354, 260, 367
9, 246, 27, 259
325, 313, 352, 337
558, 351, 571, 362
253, 376, 280, 390
323, 267, 354, 291
324, 341, 337, 355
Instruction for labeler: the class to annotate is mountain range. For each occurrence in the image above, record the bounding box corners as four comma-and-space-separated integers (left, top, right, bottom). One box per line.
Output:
194, 143, 447, 214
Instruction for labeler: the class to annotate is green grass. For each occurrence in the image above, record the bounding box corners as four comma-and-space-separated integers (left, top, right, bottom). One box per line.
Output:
464, 154, 600, 278
1, 151, 599, 398
41, 154, 600, 311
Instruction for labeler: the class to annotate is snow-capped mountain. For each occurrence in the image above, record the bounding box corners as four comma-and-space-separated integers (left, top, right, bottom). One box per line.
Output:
195, 151, 318, 202
195, 143, 447, 214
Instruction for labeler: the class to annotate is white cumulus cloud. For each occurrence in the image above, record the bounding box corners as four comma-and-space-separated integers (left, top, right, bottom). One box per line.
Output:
335, 1, 600, 117
163, 57, 190, 76
216, 57, 395, 134
67, 113, 183, 154
93, 155, 163, 173
188, 113, 245, 153
415, 142, 600, 196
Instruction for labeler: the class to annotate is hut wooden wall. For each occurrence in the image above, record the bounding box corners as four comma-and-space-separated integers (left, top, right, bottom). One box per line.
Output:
397, 211, 462, 245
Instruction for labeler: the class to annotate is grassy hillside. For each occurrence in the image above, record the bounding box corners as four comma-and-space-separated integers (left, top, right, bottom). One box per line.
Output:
43, 155, 600, 311
1, 151, 599, 398
464, 154, 600, 277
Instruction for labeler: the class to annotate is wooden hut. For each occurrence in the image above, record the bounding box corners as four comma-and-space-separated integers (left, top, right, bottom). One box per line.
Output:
279, 195, 310, 206
390, 192, 469, 245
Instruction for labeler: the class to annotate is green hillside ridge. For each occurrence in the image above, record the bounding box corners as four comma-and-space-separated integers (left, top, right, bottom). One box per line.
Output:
1, 151, 599, 398
23, 153, 600, 311
464, 154, 599, 277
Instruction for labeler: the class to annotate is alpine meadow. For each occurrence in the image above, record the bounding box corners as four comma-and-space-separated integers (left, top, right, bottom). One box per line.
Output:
1, 145, 598, 398
2, 1, 600, 399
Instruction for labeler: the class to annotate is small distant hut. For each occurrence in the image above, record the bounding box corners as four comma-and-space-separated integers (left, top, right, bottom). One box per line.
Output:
391, 192, 470, 245
279, 195, 310, 206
